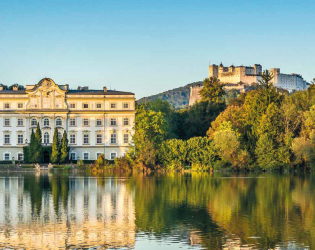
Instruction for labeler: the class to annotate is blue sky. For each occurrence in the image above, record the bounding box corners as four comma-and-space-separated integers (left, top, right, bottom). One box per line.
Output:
0, 0, 314, 99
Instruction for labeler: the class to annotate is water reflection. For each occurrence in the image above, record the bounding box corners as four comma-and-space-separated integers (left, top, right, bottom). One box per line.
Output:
0, 172, 314, 249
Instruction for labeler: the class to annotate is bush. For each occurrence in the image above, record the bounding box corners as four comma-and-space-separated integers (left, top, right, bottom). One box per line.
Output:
114, 157, 131, 171
159, 139, 187, 170
77, 159, 85, 168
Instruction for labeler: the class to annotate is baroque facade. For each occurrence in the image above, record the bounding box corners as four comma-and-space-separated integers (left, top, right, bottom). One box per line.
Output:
0, 78, 135, 161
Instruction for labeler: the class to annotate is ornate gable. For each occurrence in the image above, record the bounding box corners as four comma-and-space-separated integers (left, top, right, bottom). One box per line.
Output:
26, 78, 67, 109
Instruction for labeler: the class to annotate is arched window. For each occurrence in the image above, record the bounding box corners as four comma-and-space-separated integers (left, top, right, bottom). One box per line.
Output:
44, 132, 49, 144
56, 118, 62, 127
58, 132, 62, 142
31, 118, 37, 127
44, 118, 49, 127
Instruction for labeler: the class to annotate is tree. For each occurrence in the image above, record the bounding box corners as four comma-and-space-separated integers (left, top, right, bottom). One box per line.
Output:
199, 77, 225, 103
29, 129, 36, 163
51, 128, 60, 164
32, 123, 43, 163
132, 107, 168, 168
60, 131, 69, 163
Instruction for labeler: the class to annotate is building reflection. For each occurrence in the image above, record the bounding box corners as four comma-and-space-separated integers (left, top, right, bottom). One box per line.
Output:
0, 175, 135, 249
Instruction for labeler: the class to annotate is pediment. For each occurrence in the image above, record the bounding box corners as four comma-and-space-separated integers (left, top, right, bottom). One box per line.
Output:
26, 78, 66, 95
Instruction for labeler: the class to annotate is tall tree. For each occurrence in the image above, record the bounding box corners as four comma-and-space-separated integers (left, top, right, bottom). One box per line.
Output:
33, 123, 43, 162
51, 128, 60, 164
29, 129, 36, 163
60, 131, 69, 163
199, 77, 225, 103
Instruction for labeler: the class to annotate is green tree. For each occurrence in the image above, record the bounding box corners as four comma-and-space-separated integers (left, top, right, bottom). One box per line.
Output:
29, 129, 36, 163
51, 128, 60, 164
32, 123, 43, 163
60, 131, 69, 163
199, 77, 225, 103
132, 107, 168, 168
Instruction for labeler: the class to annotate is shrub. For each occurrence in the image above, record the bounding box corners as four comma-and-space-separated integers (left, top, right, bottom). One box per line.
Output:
159, 139, 187, 170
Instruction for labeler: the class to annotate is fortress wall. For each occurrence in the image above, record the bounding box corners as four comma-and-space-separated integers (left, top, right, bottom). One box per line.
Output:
218, 71, 242, 84
189, 86, 203, 106
240, 74, 261, 85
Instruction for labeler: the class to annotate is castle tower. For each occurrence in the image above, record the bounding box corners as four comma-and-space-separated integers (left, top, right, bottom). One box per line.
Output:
254, 64, 262, 75
270, 68, 280, 84
209, 64, 218, 78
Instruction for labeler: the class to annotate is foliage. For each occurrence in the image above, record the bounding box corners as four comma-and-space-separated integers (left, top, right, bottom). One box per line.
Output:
132, 106, 168, 168
77, 159, 85, 168
60, 131, 69, 163
159, 139, 187, 170
51, 128, 60, 164
199, 77, 225, 103
0, 83, 25, 90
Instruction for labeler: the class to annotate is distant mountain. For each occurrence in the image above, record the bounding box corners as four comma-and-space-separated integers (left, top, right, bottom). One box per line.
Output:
137, 81, 203, 109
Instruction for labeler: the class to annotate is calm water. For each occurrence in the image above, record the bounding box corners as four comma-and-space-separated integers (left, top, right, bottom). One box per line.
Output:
0, 172, 314, 249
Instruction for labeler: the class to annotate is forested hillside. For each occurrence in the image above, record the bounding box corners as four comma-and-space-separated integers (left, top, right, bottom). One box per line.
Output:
137, 81, 203, 109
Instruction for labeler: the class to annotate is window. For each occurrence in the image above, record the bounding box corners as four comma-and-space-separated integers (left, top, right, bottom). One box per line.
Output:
4, 135, 10, 144
44, 132, 49, 144
70, 152, 76, 160
96, 119, 102, 126
70, 103, 76, 109
83, 119, 89, 126
110, 152, 117, 160
44, 118, 49, 127
83, 134, 89, 144
96, 153, 102, 159
17, 119, 24, 126
18, 103, 23, 109
4, 103, 10, 109
70, 134, 76, 144
123, 103, 129, 109
4, 153, 10, 161
110, 103, 116, 109
96, 134, 102, 144
70, 118, 76, 126
123, 118, 129, 126
17, 134, 23, 144
58, 132, 62, 142
83, 103, 89, 109
96, 103, 102, 109
4, 118, 10, 126
56, 118, 62, 126
83, 153, 89, 160
18, 153, 23, 161
31, 118, 37, 127
124, 134, 129, 144
110, 118, 117, 126
111, 134, 117, 144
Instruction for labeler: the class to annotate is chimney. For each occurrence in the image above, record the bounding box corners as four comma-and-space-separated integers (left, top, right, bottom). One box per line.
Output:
103, 86, 107, 92
13, 86, 18, 91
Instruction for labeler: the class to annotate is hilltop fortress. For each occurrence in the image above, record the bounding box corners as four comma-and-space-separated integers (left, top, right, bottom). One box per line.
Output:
189, 63, 309, 106
209, 63, 263, 85
209, 63, 309, 92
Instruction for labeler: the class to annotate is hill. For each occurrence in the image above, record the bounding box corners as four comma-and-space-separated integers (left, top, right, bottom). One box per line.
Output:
137, 81, 203, 109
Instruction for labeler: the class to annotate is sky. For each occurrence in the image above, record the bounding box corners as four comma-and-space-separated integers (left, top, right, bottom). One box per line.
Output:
0, 0, 314, 99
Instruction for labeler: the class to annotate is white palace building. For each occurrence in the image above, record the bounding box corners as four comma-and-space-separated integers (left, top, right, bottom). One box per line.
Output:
0, 78, 135, 162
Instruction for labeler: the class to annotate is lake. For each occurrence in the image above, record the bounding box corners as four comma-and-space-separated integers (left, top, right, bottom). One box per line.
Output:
0, 172, 314, 249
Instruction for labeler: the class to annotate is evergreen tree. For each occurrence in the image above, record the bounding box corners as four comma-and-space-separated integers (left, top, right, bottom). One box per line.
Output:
30, 123, 43, 163
60, 131, 69, 163
29, 129, 36, 163
51, 128, 60, 164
